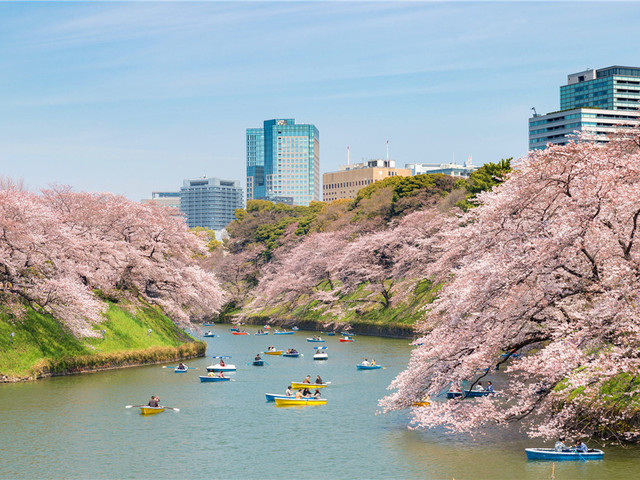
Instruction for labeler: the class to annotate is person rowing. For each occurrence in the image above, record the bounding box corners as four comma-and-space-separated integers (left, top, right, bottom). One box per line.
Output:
303, 375, 311, 384
178, 362, 186, 370
286, 385, 293, 396
313, 389, 321, 399
148, 395, 159, 407
315, 375, 323, 385
361, 359, 370, 366
255, 353, 262, 361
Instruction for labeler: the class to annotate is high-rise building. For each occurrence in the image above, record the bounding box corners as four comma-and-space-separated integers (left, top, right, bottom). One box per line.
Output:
529, 66, 640, 150
179, 177, 243, 230
246, 119, 320, 206
322, 159, 411, 202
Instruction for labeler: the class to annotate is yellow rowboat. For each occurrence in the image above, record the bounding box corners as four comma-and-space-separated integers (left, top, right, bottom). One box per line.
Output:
140, 406, 165, 415
291, 382, 329, 390
264, 350, 283, 356
275, 398, 327, 406
411, 401, 430, 407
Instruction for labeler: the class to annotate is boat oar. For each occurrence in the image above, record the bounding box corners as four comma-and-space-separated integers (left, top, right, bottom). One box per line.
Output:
571, 447, 586, 461
163, 406, 180, 412
125, 404, 145, 408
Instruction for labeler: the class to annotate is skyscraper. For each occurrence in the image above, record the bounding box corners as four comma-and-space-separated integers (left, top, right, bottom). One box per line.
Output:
180, 177, 243, 230
246, 119, 320, 206
529, 66, 640, 150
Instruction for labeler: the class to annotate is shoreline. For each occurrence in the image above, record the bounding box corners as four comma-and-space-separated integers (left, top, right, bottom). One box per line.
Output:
0, 341, 206, 384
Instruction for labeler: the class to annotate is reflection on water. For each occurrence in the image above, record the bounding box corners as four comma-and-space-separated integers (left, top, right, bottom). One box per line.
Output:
1, 324, 639, 479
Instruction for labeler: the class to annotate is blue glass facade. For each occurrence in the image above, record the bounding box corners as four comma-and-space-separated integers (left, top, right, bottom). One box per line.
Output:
246, 119, 320, 206
560, 66, 640, 111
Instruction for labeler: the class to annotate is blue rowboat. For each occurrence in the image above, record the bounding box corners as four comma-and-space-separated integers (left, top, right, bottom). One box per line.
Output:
525, 448, 604, 461
324, 332, 336, 336
230, 327, 240, 332
341, 332, 354, 336
265, 393, 294, 402
203, 332, 216, 337
356, 364, 382, 370
203, 323, 215, 326
174, 367, 189, 373
255, 332, 269, 336
199, 376, 231, 382
306, 338, 325, 342
282, 352, 301, 357
252, 360, 265, 366
273, 331, 294, 335
291, 327, 299, 331
446, 390, 494, 399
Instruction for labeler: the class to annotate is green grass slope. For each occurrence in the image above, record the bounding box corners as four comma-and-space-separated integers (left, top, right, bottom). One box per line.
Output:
0, 301, 204, 380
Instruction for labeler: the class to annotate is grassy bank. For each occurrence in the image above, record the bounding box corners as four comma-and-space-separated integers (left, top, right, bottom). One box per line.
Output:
234, 279, 438, 338
0, 301, 205, 381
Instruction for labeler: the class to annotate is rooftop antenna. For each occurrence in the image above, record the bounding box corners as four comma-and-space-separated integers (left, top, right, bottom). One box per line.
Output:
386, 140, 389, 162
347, 146, 350, 165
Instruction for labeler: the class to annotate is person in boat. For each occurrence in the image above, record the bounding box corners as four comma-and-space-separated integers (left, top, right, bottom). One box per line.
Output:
268, 345, 275, 352
486, 381, 495, 393
302, 387, 312, 397
554, 437, 569, 452
303, 375, 311, 384
295, 389, 304, 399
371, 359, 376, 366
255, 353, 261, 361
286, 385, 293, 396
291, 348, 297, 354
472, 382, 485, 392
448, 385, 462, 394
313, 389, 321, 399
575, 440, 588, 453
148, 396, 159, 407
362, 359, 370, 366
178, 362, 186, 370
219, 358, 226, 367
315, 375, 323, 385
208, 371, 215, 377
218, 371, 225, 378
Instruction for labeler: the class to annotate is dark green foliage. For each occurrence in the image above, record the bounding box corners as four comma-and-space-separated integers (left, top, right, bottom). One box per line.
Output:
456, 158, 513, 211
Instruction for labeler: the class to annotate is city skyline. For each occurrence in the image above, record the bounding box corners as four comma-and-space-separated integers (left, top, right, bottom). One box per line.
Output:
1, 2, 639, 201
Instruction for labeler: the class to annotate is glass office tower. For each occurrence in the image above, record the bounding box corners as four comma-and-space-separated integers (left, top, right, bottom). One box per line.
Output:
246, 119, 320, 206
529, 65, 640, 150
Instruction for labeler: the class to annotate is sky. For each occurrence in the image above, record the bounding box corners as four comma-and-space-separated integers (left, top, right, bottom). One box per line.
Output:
0, 1, 639, 201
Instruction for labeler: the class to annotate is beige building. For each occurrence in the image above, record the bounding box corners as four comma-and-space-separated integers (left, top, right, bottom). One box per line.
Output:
322, 159, 411, 202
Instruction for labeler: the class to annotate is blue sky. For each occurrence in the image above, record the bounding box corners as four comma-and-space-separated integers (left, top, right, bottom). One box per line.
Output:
0, 2, 638, 201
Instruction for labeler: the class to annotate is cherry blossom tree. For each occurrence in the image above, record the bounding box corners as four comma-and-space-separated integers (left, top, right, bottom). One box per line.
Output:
381, 133, 640, 441
0, 187, 224, 336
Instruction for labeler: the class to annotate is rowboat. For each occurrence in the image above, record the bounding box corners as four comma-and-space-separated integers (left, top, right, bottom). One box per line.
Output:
282, 352, 301, 357
341, 332, 354, 336
203, 332, 216, 337
273, 331, 294, 335
232, 332, 249, 335
411, 401, 431, 407
356, 364, 381, 370
230, 327, 240, 332
174, 367, 189, 373
339, 337, 355, 343
140, 406, 165, 415
252, 360, 265, 366
265, 393, 294, 402
203, 323, 215, 326
525, 448, 604, 461
255, 332, 269, 336
313, 352, 328, 360
291, 382, 329, 390
275, 398, 327, 406
206, 364, 236, 372
306, 338, 325, 342
199, 376, 231, 382
324, 332, 336, 336
206, 355, 235, 372
264, 350, 283, 356
446, 390, 493, 399
291, 327, 299, 331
